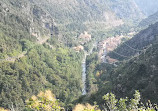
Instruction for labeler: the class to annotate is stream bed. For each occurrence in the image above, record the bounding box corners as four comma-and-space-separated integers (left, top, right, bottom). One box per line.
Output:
82, 42, 97, 95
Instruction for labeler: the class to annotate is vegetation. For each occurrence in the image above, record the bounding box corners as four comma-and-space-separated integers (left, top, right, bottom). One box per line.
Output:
0, 1, 84, 109
108, 43, 158, 103
86, 52, 99, 93
109, 22, 158, 60
0, 44, 83, 109
83, 24, 158, 106
25, 90, 158, 111
73, 103, 100, 111
139, 11, 158, 28
0, 107, 9, 111
102, 90, 158, 111
0, 0, 158, 110
26, 90, 62, 111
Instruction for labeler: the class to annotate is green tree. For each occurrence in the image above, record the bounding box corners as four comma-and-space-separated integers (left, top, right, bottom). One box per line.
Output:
26, 90, 63, 111
102, 90, 158, 111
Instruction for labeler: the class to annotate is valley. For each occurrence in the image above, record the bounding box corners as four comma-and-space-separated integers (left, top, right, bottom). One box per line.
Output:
97, 31, 136, 63
0, 0, 158, 111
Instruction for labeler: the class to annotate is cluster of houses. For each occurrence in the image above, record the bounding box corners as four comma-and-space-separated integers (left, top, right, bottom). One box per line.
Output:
98, 35, 124, 63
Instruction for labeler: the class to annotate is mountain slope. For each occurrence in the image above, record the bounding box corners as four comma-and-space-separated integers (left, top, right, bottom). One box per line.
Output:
109, 22, 158, 60
107, 23, 158, 103
110, 42, 158, 103
83, 22, 158, 106
0, 0, 57, 58
139, 11, 158, 28
0, 0, 83, 109
0, 0, 146, 110
31, 0, 144, 23
107, 22, 158, 103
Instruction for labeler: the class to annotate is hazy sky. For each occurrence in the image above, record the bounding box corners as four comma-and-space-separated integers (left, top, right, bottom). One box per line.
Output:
134, 0, 158, 16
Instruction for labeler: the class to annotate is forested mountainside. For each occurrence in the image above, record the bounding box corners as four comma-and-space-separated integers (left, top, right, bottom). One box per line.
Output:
0, 0, 58, 58
90, 40, 158, 104
0, 0, 144, 55
29, 0, 144, 42
82, 43, 158, 108
31, 0, 144, 23
0, 0, 157, 110
82, 20, 158, 107
109, 42, 158, 103
139, 11, 158, 28
109, 22, 158, 60
134, 0, 158, 16
0, 0, 84, 109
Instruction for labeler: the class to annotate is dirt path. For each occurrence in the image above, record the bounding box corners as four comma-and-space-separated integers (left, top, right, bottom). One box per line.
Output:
0, 51, 27, 62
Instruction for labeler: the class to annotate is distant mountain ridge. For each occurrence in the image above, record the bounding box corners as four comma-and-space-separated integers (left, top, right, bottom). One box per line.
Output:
134, 0, 158, 16
31, 0, 144, 23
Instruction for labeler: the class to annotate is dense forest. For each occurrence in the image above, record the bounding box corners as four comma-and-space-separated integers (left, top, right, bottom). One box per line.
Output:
0, 0, 158, 111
